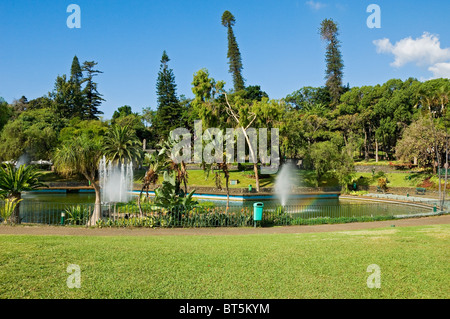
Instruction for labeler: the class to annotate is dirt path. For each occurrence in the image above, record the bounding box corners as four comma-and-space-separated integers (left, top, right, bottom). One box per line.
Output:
0, 214, 448, 237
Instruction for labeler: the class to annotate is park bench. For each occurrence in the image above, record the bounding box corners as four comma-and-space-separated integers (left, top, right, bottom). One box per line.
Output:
416, 187, 426, 195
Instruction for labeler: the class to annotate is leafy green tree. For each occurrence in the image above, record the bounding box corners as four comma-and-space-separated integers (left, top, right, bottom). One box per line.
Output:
0, 164, 47, 224
251, 97, 285, 129
111, 105, 149, 142
141, 107, 156, 127
279, 109, 307, 159
395, 117, 447, 168
50, 74, 79, 119
337, 85, 382, 161
222, 10, 245, 92
305, 141, 340, 186
301, 114, 329, 145
103, 125, 143, 164
178, 95, 193, 129
58, 118, 108, 144
333, 147, 355, 193
0, 108, 62, 161
285, 86, 331, 111
155, 51, 183, 141
27, 96, 53, 111
0, 99, 11, 132
112, 105, 134, 120
244, 85, 268, 102
11, 96, 29, 115
371, 78, 419, 159
319, 19, 344, 106
191, 68, 228, 128
330, 114, 359, 149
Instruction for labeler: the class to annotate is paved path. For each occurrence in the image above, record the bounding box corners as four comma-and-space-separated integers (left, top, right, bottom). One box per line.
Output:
0, 214, 448, 237
360, 193, 449, 210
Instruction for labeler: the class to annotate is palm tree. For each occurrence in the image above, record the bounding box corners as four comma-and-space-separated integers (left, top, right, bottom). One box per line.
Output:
0, 164, 47, 224
53, 135, 103, 225
203, 162, 230, 210
138, 136, 190, 216
103, 125, 143, 164
138, 149, 170, 216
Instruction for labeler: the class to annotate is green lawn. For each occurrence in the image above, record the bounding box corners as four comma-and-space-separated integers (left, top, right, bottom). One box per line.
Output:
353, 159, 402, 166
134, 169, 338, 189
353, 172, 423, 188
0, 224, 448, 299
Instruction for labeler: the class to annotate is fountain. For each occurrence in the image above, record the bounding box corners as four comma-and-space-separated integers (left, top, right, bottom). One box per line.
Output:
99, 156, 134, 203
274, 162, 297, 206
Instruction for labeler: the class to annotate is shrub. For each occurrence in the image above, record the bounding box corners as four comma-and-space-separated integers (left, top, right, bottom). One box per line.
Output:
0, 198, 22, 224
65, 205, 90, 225
377, 177, 388, 193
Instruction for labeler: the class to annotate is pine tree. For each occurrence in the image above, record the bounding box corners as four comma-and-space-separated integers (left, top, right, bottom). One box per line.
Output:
70, 56, 83, 84
222, 10, 245, 92
51, 75, 74, 119
155, 51, 182, 141
81, 61, 104, 120
319, 19, 344, 106
69, 56, 84, 118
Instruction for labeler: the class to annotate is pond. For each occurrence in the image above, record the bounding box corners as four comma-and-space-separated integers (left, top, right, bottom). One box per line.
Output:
14, 190, 433, 226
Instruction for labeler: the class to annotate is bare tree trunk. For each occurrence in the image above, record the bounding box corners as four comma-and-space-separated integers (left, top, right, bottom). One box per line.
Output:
375, 139, 379, 163
239, 127, 259, 192
222, 92, 260, 192
438, 163, 442, 210
253, 163, 260, 192
225, 174, 230, 212
8, 193, 21, 224
138, 186, 145, 218
429, 111, 441, 204
442, 136, 448, 211
88, 181, 101, 226
364, 128, 369, 161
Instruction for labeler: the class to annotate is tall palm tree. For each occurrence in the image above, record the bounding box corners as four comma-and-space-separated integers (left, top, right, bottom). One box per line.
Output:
0, 164, 47, 224
138, 149, 169, 216
53, 135, 103, 225
203, 162, 230, 211
103, 125, 143, 164
138, 136, 190, 216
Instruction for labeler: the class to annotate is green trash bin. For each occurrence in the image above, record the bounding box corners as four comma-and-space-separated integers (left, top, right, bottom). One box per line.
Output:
253, 202, 264, 224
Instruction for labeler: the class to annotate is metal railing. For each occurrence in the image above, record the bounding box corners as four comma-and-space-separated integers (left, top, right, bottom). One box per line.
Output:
0, 200, 439, 227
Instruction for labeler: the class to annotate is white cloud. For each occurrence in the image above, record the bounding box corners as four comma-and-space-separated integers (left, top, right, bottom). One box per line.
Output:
306, 1, 326, 10
428, 62, 450, 79
373, 32, 450, 68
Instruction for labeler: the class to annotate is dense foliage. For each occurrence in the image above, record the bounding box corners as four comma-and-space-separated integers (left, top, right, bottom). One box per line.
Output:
0, 15, 448, 196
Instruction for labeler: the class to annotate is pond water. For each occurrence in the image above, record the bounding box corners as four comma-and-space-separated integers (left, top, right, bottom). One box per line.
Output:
19, 190, 432, 221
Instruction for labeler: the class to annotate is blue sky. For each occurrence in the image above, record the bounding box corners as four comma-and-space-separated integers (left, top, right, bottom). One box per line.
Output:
0, 0, 449, 119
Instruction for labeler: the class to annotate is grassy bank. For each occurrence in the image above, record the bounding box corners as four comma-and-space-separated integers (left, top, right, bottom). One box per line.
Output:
0, 224, 448, 299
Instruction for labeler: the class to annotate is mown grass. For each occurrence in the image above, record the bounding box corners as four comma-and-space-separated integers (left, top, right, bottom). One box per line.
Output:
133, 169, 336, 189
0, 224, 448, 299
